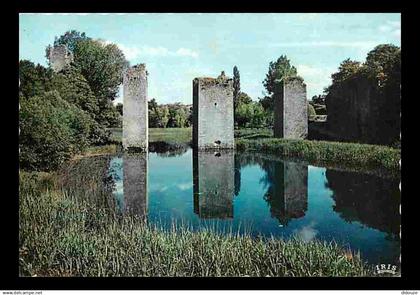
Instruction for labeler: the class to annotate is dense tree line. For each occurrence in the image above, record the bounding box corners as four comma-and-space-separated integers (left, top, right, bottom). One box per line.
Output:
324, 44, 400, 145
20, 30, 127, 171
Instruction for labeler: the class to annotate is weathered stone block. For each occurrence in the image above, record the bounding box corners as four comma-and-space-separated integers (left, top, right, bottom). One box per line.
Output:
123, 64, 148, 151
48, 45, 74, 73
123, 153, 148, 218
193, 72, 234, 149
193, 150, 235, 219
274, 78, 308, 139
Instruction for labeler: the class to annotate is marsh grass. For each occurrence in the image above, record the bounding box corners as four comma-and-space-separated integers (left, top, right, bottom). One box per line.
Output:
19, 171, 373, 277
236, 138, 400, 177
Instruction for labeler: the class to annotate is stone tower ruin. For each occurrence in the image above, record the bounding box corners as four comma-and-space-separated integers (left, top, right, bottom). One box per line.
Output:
192, 71, 234, 149
123, 64, 148, 151
274, 77, 308, 139
47, 45, 74, 73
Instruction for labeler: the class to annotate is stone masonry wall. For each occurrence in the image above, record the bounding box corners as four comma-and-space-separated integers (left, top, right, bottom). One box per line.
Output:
48, 45, 74, 73
193, 72, 234, 149
123, 64, 148, 151
274, 78, 308, 139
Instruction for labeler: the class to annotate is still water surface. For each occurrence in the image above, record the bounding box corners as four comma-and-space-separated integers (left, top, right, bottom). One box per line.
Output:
107, 148, 400, 265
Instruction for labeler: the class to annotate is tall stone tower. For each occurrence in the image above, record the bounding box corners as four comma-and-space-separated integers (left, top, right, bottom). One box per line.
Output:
193, 71, 234, 149
274, 77, 308, 139
47, 45, 74, 73
123, 64, 148, 152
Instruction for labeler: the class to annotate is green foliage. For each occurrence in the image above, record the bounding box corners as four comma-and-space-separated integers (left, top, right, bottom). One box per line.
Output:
149, 100, 191, 128
72, 39, 128, 103
233, 66, 241, 109
235, 101, 267, 128
51, 67, 99, 119
19, 170, 372, 277
236, 138, 400, 177
307, 103, 316, 119
19, 91, 94, 171
115, 103, 123, 116
324, 44, 400, 145
263, 55, 298, 96
19, 60, 54, 99
311, 94, 326, 105
52, 30, 90, 53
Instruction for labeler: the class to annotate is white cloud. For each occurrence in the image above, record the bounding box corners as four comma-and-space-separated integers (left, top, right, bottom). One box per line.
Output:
117, 44, 199, 60
270, 41, 378, 49
293, 221, 318, 242
177, 182, 193, 191
378, 20, 401, 39
176, 48, 199, 58
296, 64, 335, 98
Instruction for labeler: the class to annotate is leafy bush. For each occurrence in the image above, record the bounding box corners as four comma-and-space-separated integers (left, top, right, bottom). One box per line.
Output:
19, 91, 94, 171
307, 103, 316, 119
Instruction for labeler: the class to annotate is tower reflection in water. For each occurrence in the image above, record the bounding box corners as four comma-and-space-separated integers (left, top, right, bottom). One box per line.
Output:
261, 159, 308, 225
193, 149, 235, 219
192, 151, 308, 224
122, 153, 148, 220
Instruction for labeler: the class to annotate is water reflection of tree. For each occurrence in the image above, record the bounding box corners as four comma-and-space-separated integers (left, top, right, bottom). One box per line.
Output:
149, 141, 189, 157
56, 155, 118, 227
325, 169, 400, 238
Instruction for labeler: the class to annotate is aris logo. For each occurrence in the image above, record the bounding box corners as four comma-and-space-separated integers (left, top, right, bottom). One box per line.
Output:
375, 263, 398, 275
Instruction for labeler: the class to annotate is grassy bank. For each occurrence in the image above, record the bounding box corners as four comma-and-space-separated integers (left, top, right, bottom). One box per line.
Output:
109, 127, 192, 144
19, 171, 372, 277
236, 138, 400, 176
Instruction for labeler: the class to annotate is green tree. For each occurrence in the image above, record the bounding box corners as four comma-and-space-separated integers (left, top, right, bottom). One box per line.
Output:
308, 102, 316, 119
263, 55, 298, 96
116, 103, 123, 116
47, 32, 129, 127
19, 91, 94, 171
19, 60, 54, 99
52, 30, 90, 53
233, 66, 241, 110
364, 44, 400, 86
51, 66, 99, 119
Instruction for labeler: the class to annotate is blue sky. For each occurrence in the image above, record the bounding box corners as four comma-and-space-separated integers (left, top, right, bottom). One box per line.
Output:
19, 13, 400, 104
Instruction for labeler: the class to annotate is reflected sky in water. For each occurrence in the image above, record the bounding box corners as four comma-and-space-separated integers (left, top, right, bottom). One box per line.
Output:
108, 148, 400, 265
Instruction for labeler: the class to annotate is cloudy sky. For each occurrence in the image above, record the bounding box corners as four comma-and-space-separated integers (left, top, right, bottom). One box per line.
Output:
19, 13, 400, 104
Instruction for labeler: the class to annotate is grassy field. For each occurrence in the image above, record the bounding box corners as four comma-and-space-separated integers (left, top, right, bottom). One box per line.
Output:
109, 127, 192, 144
19, 171, 372, 277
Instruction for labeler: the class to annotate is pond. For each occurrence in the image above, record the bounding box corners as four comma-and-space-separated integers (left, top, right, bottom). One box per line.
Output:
101, 147, 401, 266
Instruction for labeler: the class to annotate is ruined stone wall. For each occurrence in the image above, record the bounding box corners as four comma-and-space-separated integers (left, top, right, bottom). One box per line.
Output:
123, 153, 148, 218
274, 78, 308, 139
123, 64, 148, 151
326, 76, 400, 145
48, 45, 74, 73
193, 150, 235, 219
193, 72, 234, 149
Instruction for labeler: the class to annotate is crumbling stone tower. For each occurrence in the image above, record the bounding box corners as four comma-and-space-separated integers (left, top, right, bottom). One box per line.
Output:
193, 71, 234, 149
123, 64, 148, 151
274, 77, 308, 139
47, 45, 74, 73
